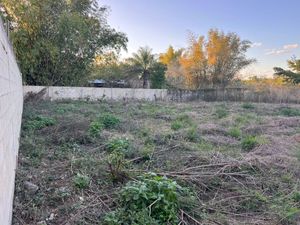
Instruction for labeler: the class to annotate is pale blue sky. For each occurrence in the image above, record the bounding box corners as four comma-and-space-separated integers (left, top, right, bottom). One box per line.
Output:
99, 0, 300, 77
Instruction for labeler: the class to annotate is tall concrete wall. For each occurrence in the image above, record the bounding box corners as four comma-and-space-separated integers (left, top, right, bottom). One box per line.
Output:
0, 20, 23, 224
23, 86, 168, 101
24, 86, 300, 104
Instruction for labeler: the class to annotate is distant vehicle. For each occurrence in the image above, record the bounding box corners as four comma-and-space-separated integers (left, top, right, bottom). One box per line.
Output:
88, 79, 128, 88
111, 80, 127, 88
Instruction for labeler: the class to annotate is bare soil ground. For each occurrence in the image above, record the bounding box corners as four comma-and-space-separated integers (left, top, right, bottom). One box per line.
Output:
13, 100, 300, 225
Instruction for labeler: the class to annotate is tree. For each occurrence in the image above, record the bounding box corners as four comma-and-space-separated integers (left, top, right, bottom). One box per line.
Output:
90, 52, 125, 80
127, 47, 155, 88
159, 46, 183, 66
180, 35, 208, 89
179, 29, 254, 89
0, 0, 127, 86
150, 62, 166, 89
274, 57, 300, 84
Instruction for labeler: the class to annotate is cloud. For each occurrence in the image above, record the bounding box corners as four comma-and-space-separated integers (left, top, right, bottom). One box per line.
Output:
251, 42, 263, 48
283, 44, 299, 50
265, 43, 299, 55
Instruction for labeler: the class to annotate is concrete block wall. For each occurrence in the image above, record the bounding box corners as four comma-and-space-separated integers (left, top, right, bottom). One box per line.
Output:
23, 86, 168, 101
24, 85, 300, 104
0, 20, 23, 224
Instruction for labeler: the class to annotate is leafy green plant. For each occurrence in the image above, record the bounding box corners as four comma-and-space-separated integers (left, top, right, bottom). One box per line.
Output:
242, 102, 255, 109
215, 108, 228, 119
99, 113, 121, 129
24, 116, 56, 131
106, 151, 127, 182
88, 121, 103, 138
171, 120, 183, 130
104, 174, 190, 224
73, 173, 90, 189
104, 208, 158, 225
185, 126, 199, 142
139, 144, 154, 161
241, 135, 258, 151
107, 138, 130, 153
228, 127, 242, 138
279, 107, 300, 117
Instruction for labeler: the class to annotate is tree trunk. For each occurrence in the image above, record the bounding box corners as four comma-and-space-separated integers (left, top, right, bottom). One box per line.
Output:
142, 70, 150, 89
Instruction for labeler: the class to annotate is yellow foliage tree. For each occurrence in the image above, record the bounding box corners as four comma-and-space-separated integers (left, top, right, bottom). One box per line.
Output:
179, 29, 254, 89
180, 35, 207, 89
159, 46, 183, 66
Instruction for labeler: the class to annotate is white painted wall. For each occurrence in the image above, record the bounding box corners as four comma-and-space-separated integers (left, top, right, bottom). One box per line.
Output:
0, 20, 23, 224
24, 86, 168, 101
24, 85, 300, 104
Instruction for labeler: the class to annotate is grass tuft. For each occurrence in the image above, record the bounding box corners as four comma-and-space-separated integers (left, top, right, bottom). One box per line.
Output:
241, 135, 258, 151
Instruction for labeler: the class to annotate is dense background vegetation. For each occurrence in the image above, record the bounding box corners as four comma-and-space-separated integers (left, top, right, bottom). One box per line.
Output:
1, 0, 299, 89
0, 0, 127, 85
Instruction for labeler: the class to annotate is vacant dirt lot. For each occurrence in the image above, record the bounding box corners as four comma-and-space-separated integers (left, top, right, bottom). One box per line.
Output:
13, 100, 300, 225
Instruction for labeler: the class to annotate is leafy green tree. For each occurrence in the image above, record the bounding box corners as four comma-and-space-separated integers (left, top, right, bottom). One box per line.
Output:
150, 62, 166, 89
126, 47, 155, 88
90, 52, 125, 80
274, 57, 300, 84
0, 0, 127, 86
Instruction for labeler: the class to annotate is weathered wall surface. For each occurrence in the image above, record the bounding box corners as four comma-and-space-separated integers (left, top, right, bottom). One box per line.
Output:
168, 87, 300, 103
24, 86, 300, 104
23, 86, 168, 101
0, 20, 23, 224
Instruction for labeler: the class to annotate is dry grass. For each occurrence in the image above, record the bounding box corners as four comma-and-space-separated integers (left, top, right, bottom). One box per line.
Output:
13, 100, 300, 225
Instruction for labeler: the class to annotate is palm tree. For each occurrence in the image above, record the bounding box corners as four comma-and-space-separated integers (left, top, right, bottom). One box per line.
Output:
274, 57, 300, 84
127, 47, 155, 88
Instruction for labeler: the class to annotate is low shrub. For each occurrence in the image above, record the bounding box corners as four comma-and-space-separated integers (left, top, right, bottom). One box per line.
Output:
88, 121, 103, 138
105, 209, 157, 225
106, 138, 130, 153
104, 174, 190, 225
171, 114, 193, 130
171, 120, 183, 130
185, 126, 199, 142
228, 127, 242, 138
139, 144, 154, 161
106, 151, 127, 182
215, 108, 228, 119
241, 135, 258, 151
279, 107, 300, 117
73, 173, 90, 189
99, 113, 121, 129
24, 115, 56, 131
292, 192, 300, 203
242, 102, 255, 109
